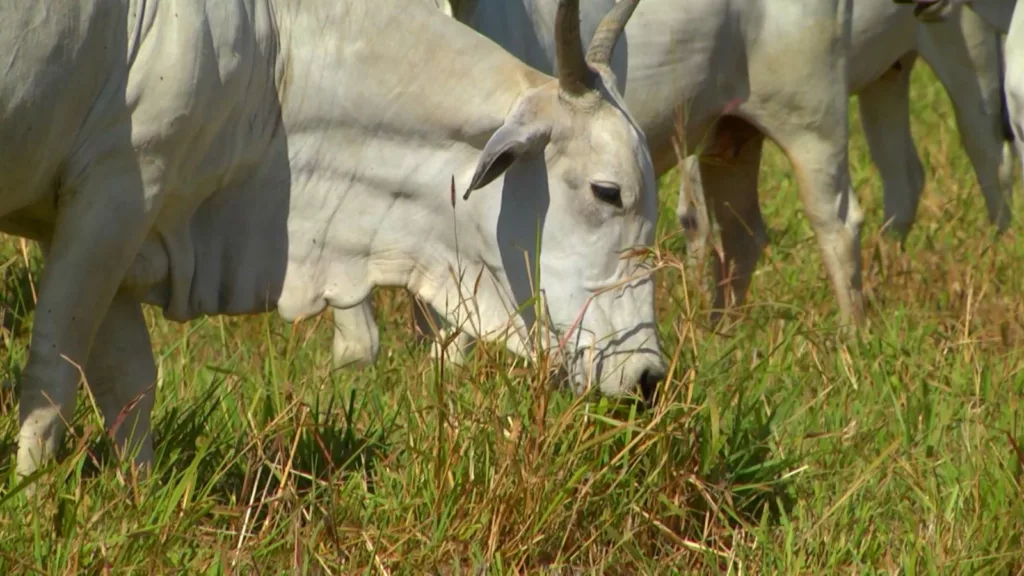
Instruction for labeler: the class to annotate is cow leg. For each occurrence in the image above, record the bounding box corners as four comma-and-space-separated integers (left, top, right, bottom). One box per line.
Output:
330, 296, 472, 369
331, 302, 380, 369
700, 128, 766, 323
18, 241, 155, 467
412, 296, 471, 365
676, 154, 713, 268
17, 162, 153, 481
761, 123, 865, 327
858, 53, 924, 240
1000, 136, 1016, 197
919, 7, 1013, 230
87, 293, 156, 471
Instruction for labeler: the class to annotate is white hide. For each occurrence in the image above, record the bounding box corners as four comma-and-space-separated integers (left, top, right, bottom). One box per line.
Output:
1, 0, 664, 481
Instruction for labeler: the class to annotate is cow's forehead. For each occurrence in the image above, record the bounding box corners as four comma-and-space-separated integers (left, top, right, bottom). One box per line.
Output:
588, 104, 641, 156
595, 73, 650, 161
594, 67, 641, 136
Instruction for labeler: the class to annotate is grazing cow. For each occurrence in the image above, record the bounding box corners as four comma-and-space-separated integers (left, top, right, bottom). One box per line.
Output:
0, 0, 665, 482
332, 0, 1015, 368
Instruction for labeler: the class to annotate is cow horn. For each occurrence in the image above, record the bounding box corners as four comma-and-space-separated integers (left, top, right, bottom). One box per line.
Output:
555, 0, 592, 96
586, 0, 637, 68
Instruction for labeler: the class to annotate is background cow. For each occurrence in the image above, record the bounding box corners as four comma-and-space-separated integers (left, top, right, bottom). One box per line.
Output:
910, 0, 1023, 189
332, 0, 1015, 368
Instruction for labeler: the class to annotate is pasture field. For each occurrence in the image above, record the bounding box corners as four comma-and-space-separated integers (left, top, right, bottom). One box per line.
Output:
1, 65, 1023, 575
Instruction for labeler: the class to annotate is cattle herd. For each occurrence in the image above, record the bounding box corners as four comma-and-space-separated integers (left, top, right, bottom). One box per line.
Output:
0, 0, 1020, 488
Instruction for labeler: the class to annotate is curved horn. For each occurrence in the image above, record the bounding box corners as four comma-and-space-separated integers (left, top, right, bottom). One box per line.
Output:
555, 0, 592, 96
586, 0, 638, 68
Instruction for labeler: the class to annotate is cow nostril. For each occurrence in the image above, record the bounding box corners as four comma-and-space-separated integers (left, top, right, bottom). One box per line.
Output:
638, 368, 666, 407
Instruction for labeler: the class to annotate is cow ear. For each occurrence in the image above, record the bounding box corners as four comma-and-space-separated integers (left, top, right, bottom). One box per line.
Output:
463, 122, 550, 199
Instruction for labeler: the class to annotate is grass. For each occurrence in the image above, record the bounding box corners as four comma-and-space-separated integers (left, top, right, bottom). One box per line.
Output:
1, 64, 1024, 574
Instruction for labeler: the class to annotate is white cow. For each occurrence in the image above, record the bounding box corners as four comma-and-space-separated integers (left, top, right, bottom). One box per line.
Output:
331, 0, 1015, 368
1, 0, 666, 483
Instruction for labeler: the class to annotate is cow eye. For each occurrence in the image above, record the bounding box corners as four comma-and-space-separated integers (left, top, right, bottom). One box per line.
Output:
591, 182, 622, 208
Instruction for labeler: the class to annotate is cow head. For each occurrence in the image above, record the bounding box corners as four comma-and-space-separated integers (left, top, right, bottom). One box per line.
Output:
443, 0, 666, 402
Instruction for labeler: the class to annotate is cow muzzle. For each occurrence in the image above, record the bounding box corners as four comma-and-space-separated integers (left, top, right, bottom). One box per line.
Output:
570, 338, 668, 406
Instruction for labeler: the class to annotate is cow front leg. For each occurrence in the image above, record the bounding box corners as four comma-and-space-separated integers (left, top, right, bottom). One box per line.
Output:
743, 0, 864, 328
17, 162, 153, 482
331, 302, 380, 369
858, 53, 924, 240
330, 295, 472, 369
87, 293, 156, 472
700, 129, 767, 324
412, 296, 471, 366
775, 134, 865, 328
999, 139, 1016, 198
675, 154, 713, 269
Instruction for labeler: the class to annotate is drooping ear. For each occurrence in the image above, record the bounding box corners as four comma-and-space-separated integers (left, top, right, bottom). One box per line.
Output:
463, 121, 551, 200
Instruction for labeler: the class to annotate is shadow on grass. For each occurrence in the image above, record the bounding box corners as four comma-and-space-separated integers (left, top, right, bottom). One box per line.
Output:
598, 387, 797, 530
693, 386, 796, 527
536, 366, 800, 568
0, 247, 40, 344
149, 380, 390, 504
0, 374, 390, 519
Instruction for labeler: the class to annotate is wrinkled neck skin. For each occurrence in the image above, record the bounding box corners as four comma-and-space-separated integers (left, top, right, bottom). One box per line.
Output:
269, 2, 561, 358
279, 113, 551, 358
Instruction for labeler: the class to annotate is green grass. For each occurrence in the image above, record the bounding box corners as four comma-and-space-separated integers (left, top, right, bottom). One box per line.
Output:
2, 65, 1023, 574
